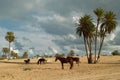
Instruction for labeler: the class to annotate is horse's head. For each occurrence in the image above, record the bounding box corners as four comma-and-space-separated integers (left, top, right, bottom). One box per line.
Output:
55, 56, 61, 62
55, 56, 58, 62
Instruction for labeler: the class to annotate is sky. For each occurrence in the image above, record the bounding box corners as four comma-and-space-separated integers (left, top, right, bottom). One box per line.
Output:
0, 0, 120, 56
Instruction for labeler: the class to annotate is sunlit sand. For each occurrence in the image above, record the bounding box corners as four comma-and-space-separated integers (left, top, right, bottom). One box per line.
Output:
0, 56, 120, 80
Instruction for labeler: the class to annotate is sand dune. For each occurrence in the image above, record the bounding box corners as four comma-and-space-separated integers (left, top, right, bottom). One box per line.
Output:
0, 56, 120, 80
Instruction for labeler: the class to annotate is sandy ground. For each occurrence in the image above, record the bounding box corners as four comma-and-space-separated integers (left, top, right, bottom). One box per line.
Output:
0, 56, 120, 80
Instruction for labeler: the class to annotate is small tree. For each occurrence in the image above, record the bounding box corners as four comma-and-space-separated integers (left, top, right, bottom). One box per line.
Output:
2, 47, 9, 58
55, 53, 60, 57
67, 50, 75, 57
61, 53, 65, 57
11, 51, 19, 59
55, 53, 65, 57
22, 52, 28, 58
36, 54, 40, 58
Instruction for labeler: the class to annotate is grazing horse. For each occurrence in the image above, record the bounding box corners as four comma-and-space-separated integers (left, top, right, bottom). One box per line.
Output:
37, 58, 47, 64
67, 56, 80, 66
24, 59, 30, 64
55, 56, 73, 69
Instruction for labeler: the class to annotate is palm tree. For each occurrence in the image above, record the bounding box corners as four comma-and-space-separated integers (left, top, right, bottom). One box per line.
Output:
94, 8, 104, 63
2, 47, 9, 58
76, 14, 95, 63
5, 32, 15, 58
97, 11, 117, 61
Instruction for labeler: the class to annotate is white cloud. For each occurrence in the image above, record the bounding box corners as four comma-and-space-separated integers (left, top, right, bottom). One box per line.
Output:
28, 49, 33, 54
22, 24, 42, 32
68, 34, 77, 40
13, 49, 19, 54
72, 16, 80, 24
33, 14, 66, 23
53, 14, 66, 22
110, 33, 115, 41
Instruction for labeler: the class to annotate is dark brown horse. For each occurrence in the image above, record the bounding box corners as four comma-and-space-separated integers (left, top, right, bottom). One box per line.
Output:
24, 59, 30, 64
37, 58, 47, 64
67, 56, 80, 66
55, 56, 73, 69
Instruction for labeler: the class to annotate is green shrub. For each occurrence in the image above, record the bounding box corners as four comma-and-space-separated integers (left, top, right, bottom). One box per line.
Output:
23, 67, 32, 71
111, 50, 120, 56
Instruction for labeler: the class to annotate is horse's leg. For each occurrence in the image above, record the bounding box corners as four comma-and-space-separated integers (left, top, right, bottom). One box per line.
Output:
75, 60, 79, 66
78, 59, 81, 66
37, 60, 39, 64
61, 63, 64, 69
77, 61, 79, 66
43, 61, 45, 64
45, 60, 47, 63
70, 63, 73, 69
40, 61, 41, 64
69, 60, 73, 69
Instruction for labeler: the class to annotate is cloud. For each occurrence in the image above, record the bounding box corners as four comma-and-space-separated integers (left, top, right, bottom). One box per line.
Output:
0, 0, 36, 18
68, 34, 77, 40
0, 0, 120, 56
112, 30, 120, 45
0, 0, 120, 19
33, 14, 66, 23
14, 40, 24, 50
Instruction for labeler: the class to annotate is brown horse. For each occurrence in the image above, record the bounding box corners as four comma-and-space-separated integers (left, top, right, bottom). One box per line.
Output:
24, 59, 30, 64
37, 58, 47, 64
55, 56, 73, 69
67, 56, 80, 66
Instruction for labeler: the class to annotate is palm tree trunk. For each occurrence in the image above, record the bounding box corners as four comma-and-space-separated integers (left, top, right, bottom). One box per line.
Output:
86, 37, 93, 64
88, 38, 93, 64
94, 19, 99, 63
8, 42, 11, 60
97, 35, 105, 63
84, 37, 89, 60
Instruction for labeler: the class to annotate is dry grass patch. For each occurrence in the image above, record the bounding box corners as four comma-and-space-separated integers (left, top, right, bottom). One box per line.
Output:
0, 56, 119, 80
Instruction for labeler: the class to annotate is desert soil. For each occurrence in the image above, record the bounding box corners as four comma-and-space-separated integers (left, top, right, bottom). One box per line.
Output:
0, 56, 120, 80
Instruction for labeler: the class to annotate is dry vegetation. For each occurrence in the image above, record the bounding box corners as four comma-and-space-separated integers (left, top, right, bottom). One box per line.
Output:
0, 56, 120, 80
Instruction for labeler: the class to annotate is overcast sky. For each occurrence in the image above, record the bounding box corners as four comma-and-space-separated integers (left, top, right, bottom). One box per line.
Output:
0, 0, 120, 56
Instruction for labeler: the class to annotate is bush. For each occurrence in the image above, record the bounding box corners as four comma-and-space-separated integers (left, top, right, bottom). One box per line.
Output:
112, 53, 120, 55
111, 50, 120, 56
67, 50, 75, 57
23, 67, 32, 71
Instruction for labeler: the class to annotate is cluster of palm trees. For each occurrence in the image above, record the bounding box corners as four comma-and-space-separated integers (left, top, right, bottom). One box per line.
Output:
76, 8, 117, 64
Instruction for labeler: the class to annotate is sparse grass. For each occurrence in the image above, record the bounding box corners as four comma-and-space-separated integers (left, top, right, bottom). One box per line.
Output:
0, 57, 6, 60
23, 67, 32, 71
0, 56, 119, 80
